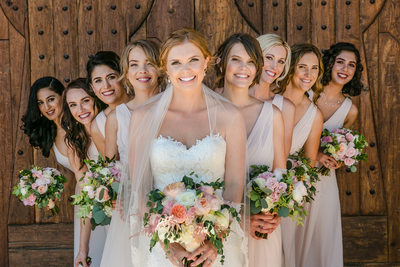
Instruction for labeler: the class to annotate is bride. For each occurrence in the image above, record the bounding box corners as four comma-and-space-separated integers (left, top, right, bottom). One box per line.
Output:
101, 29, 247, 267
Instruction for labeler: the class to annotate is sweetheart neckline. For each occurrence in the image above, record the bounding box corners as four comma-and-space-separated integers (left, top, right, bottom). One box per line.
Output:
155, 134, 225, 151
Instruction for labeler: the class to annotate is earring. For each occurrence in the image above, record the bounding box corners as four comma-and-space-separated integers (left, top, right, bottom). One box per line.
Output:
167, 76, 171, 84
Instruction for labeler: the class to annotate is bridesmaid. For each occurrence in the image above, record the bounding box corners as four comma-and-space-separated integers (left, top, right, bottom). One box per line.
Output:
61, 78, 107, 267
214, 33, 286, 267
300, 42, 363, 267
250, 33, 295, 158
105, 40, 162, 162
21, 77, 73, 172
87, 51, 130, 155
276, 44, 324, 267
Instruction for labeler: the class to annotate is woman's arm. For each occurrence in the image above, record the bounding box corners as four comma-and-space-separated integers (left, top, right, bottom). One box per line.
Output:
223, 108, 247, 203
105, 109, 119, 159
303, 109, 323, 167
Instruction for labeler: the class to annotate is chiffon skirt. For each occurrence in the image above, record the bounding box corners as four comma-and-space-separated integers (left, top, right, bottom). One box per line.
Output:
248, 224, 282, 267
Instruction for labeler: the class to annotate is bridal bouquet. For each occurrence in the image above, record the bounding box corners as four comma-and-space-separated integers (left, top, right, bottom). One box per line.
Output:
319, 127, 368, 175
71, 156, 121, 229
247, 159, 318, 238
144, 173, 240, 265
12, 166, 66, 215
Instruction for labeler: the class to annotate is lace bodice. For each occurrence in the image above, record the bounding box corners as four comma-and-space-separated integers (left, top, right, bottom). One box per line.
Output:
150, 134, 226, 191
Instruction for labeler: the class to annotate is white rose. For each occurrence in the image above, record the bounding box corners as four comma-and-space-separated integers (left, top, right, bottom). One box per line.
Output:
43, 170, 52, 178
83, 185, 95, 199
261, 196, 274, 213
47, 199, 55, 209
303, 173, 310, 182
20, 187, 28, 196
254, 178, 266, 189
175, 190, 197, 207
293, 182, 307, 203
215, 208, 230, 228
99, 168, 111, 176
156, 225, 169, 240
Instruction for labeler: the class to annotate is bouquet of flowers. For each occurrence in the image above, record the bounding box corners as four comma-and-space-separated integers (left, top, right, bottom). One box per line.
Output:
247, 157, 319, 238
12, 166, 67, 215
320, 127, 368, 175
71, 156, 121, 230
144, 173, 240, 265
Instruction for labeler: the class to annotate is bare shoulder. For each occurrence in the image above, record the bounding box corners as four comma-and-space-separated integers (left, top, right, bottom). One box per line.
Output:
347, 103, 359, 119
282, 97, 295, 111
314, 107, 324, 125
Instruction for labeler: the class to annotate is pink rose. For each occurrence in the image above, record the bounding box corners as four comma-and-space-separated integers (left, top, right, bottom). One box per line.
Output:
278, 182, 288, 193
345, 147, 357, 158
345, 133, 354, 142
95, 186, 110, 202
194, 197, 211, 216
344, 157, 356, 166
23, 194, 36, 206
266, 177, 279, 190
207, 195, 222, 211
163, 182, 185, 198
199, 185, 214, 196
32, 170, 43, 179
38, 184, 48, 194
339, 143, 347, 153
321, 136, 333, 143
259, 171, 274, 180
338, 135, 347, 143
32, 183, 38, 190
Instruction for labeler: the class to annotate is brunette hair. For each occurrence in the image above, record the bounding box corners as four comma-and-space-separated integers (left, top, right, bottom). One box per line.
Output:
256, 33, 291, 86
120, 40, 162, 95
275, 43, 324, 103
160, 28, 212, 76
322, 42, 364, 96
87, 51, 121, 83
214, 33, 264, 89
61, 78, 106, 169
21, 77, 65, 157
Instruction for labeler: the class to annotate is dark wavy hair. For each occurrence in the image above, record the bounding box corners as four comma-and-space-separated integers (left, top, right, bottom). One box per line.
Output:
321, 42, 364, 96
214, 33, 264, 89
87, 51, 121, 83
21, 77, 65, 157
275, 43, 324, 103
61, 78, 106, 169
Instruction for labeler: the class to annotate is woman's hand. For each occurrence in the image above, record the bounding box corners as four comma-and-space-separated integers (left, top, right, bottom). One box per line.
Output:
250, 213, 281, 240
187, 240, 218, 267
162, 242, 190, 267
317, 152, 341, 169
74, 250, 90, 267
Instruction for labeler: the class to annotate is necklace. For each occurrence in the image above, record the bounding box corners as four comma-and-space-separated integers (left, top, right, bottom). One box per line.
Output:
320, 92, 344, 107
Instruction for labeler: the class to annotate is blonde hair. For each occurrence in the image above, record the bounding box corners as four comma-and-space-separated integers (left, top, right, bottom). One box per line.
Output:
274, 43, 324, 103
160, 28, 212, 75
256, 33, 291, 86
120, 40, 161, 95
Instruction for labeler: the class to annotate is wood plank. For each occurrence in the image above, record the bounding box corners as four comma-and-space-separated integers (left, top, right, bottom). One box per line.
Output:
359, 0, 385, 32
378, 32, 400, 263
0, 7, 9, 39
335, 0, 360, 46
0, 39, 12, 267
77, 0, 101, 77
53, 0, 78, 87
286, 0, 310, 45
342, 216, 388, 263
0, 0, 27, 37
234, 0, 262, 34
378, 0, 400, 39
147, 0, 194, 44
99, 0, 126, 53
262, 0, 286, 38
311, 0, 335, 50
8, 223, 73, 248
337, 167, 360, 215
9, 248, 73, 267
126, 0, 153, 41
7, 18, 35, 226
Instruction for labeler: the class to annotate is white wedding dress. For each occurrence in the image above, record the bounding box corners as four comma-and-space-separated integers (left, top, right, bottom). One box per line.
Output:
140, 130, 246, 266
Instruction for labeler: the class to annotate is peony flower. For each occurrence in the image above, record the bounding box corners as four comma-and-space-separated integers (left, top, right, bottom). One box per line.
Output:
344, 157, 356, 166
95, 186, 110, 203
171, 204, 187, 223
199, 185, 214, 196
163, 182, 186, 198
266, 177, 279, 190
23, 194, 36, 206
47, 199, 55, 209
293, 182, 307, 203
32, 170, 43, 179
345, 133, 354, 142
321, 136, 333, 143
207, 195, 222, 211
345, 147, 357, 158
38, 184, 48, 194
194, 197, 211, 216
175, 190, 197, 207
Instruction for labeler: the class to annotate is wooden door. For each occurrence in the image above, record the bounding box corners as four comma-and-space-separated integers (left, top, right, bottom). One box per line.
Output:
0, 0, 399, 266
